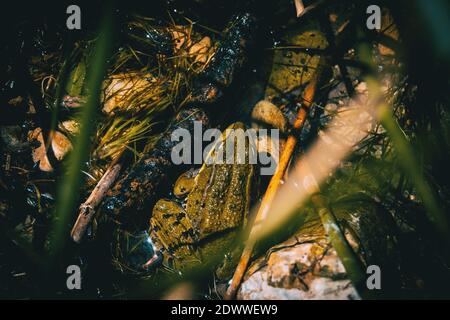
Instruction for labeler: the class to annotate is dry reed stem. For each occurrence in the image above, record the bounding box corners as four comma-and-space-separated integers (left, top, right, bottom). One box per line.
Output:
225, 72, 321, 300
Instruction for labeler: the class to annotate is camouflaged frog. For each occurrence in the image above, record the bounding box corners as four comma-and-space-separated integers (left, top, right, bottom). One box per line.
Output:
149, 122, 256, 278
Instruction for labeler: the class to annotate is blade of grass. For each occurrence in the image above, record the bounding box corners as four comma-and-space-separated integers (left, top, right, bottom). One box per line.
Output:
46, 47, 81, 150
356, 33, 450, 243
50, 6, 115, 257
310, 193, 373, 298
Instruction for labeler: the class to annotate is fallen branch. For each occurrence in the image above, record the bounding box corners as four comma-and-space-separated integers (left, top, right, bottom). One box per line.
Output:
70, 153, 125, 243
225, 67, 322, 300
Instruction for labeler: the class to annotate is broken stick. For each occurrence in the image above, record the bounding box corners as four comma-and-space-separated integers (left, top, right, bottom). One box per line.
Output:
225, 67, 323, 300
70, 153, 124, 243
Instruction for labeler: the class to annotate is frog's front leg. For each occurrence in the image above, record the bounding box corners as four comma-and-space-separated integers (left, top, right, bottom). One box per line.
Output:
150, 199, 202, 269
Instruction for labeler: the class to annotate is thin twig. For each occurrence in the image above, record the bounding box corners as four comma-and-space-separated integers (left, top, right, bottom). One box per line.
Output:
70, 152, 125, 243
224, 67, 322, 300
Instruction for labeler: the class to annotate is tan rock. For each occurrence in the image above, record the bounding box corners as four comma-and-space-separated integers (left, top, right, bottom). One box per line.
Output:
28, 128, 72, 172
251, 100, 287, 133
189, 36, 212, 64
59, 119, 80, 135
237, 221, 360, 300
51, 131, 72, 160
170, 26, 191, 51
102, 73, 153, 114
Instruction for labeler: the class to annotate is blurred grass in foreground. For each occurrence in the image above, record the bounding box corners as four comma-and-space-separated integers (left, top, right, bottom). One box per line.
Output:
50, 7, 115, 258
357, 36, 450, 243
